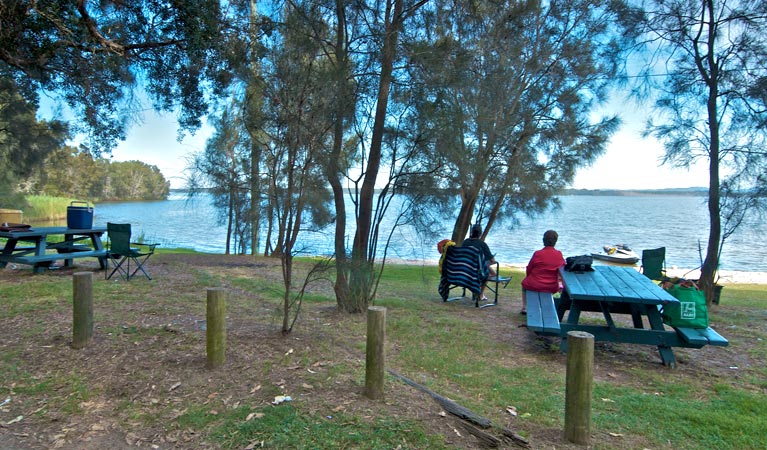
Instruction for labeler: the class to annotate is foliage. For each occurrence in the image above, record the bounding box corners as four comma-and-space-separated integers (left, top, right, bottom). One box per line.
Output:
24, 149, 169, 202
0, 76, 68, 208
23, 195, 78, 221
0, 0, 232, 153
403, 0, 634, 242
636, 0, 767, 305
187, 104, 252, 255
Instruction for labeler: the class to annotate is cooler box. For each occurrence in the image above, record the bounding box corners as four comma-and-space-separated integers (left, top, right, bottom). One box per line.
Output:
0, 208, 23, 225
67, 201, 94, 229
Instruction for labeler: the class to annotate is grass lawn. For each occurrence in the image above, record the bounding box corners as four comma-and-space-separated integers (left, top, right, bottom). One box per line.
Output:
1, 252, 765, 449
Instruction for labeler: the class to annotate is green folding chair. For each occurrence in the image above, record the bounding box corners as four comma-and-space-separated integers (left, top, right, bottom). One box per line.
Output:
641, 247, 666, 281
105, 223, 158, 280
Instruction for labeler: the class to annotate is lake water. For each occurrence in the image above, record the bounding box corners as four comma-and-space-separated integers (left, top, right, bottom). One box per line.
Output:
84, 192, 767, 272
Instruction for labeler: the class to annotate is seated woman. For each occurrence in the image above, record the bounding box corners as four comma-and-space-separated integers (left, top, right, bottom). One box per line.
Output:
520, 229, 565, 314
461, 223, 497, 299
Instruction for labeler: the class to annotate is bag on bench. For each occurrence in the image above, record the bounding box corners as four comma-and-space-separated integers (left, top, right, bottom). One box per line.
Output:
662, 283, 709, 329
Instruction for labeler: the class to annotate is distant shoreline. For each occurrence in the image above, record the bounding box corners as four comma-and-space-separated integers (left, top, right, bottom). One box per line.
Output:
171, 187, 709, 197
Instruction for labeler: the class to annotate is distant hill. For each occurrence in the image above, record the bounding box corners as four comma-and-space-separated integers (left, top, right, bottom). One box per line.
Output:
564, 187, 707, 196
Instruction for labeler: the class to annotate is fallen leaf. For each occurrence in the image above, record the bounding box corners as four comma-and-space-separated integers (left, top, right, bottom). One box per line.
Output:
438, 411, 447, 417
506, 406, 518, 416
302, 383, 314, 389
5, 415, 23, 425
601, 398, 615, 403
125, 432, 141, 445
246, 412, 265, 421
169, 382, 182, 392
307, 369, 317, 374
608, 432, 624, 437
607, 372, 618, 378
250, 385, 261, 394
285, 349, 294, 356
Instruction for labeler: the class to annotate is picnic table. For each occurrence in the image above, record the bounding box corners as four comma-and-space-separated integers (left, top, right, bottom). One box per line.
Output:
0, 226, 107, 273
525, 265, 728, 367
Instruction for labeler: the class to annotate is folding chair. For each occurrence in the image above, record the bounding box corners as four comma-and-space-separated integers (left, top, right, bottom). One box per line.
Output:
105, 223, 158, 280
438, 246, 509, 307
640, 247, 666, 281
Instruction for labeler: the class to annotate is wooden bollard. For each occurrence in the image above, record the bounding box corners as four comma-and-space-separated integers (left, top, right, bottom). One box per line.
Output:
364, 306, 386, 400
564, 331, 594, 444
72, 272, 93, 349
206, 288, 227, 369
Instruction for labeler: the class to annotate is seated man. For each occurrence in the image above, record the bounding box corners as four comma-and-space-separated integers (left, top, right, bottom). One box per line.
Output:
520, 229, 566, 314
460, 224, 497, 299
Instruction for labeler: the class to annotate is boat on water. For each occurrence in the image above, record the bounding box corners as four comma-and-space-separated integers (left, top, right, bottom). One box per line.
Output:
591, 244, 640, 265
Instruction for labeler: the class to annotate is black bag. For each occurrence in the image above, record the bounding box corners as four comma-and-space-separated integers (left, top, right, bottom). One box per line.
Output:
565, 255, 594, 273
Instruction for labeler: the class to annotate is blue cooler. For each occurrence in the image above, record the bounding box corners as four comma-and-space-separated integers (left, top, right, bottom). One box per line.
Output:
67, 201, 94, 229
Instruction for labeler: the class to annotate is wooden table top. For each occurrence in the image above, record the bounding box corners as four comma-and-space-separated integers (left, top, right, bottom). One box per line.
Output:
559, 265, 678, 306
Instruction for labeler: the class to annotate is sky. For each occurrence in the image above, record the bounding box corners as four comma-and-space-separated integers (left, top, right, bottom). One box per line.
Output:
107, 105, 710, 191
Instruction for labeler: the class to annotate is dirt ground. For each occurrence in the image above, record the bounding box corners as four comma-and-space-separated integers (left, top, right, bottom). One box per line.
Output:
0, 254, 759, 449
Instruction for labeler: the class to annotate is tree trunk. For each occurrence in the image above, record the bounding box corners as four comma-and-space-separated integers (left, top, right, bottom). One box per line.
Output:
348, 0, 404, 313
699, 2, 721, 307
330, 0, 352, 310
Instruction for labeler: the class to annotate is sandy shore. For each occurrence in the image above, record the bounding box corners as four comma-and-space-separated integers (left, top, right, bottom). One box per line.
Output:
390, 258, 767, 285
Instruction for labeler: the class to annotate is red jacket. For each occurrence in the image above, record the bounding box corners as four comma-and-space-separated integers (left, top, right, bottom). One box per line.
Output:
521, 246, 565, 293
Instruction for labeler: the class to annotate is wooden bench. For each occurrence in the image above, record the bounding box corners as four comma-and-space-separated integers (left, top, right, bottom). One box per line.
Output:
525, 291, 561, 336
15, 250, 107, 273
675, 326, 729, 348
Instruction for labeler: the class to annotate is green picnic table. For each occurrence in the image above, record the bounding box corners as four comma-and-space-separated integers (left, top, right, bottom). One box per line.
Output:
0, 226, 107, 273
526, 266, 727, 368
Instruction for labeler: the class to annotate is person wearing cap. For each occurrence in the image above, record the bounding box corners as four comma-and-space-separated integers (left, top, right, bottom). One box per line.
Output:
460, 223, 498, 300
520, 229, 566, 315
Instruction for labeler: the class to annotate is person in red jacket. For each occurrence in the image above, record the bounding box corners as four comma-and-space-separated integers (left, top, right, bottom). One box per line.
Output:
520, 230, 565, 314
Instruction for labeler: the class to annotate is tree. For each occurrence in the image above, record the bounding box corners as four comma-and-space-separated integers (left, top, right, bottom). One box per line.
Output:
252, 0, 336, 331
636, 0, 767, 304
188, 104, 252, 255
29, 149, 169, 201
405, 0, 632, 243
0, 0, 231, 153
0, 76, 68, 207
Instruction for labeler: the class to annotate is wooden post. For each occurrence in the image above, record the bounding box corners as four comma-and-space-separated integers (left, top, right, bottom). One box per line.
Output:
72, 272, 93, 349
564, 331, 594, 444
365, 306, 386, 400
206, 288, 227, 369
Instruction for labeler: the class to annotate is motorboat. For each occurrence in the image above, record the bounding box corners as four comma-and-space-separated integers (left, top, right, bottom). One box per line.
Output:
591, 244, 640, 265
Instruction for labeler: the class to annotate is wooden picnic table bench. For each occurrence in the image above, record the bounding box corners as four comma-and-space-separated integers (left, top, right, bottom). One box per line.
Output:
524, 290, 561, 335
1, 226, 107, 273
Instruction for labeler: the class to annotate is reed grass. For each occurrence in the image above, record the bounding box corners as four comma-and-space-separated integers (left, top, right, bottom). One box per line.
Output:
24, 195, 91, 221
